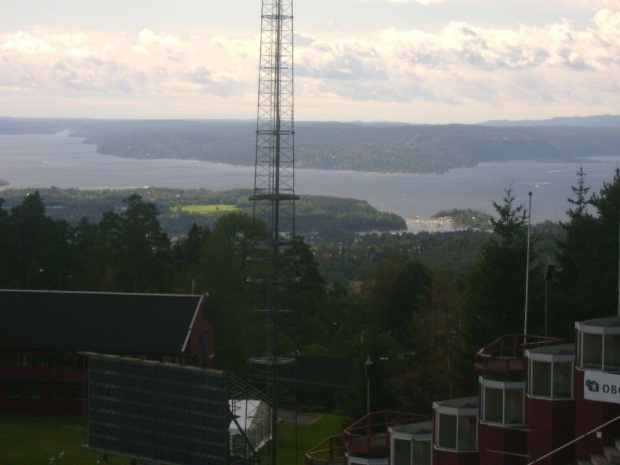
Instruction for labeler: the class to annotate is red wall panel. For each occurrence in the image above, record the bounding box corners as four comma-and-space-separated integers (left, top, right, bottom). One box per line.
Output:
525, 396, 574, 464
478, 423, 527, 465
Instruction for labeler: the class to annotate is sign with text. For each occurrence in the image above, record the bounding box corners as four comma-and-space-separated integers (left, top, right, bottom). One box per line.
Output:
584, 370, 620, 404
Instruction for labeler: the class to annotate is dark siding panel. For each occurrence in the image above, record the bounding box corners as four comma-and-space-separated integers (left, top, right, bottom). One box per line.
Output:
525, 396, 574, 464
478, 423, 527, 465
432, 448, 478, 465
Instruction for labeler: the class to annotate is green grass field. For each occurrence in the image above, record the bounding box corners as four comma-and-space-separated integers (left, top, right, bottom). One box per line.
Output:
172, 204, 238, 215
0, 413, 342, 465
0, 415, 128, 465
276, 413, 343, 464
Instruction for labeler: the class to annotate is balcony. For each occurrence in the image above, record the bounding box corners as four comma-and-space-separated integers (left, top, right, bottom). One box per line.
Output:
305, 411, 428, 465
344, 411, 428, 456
474, 334, 562, 377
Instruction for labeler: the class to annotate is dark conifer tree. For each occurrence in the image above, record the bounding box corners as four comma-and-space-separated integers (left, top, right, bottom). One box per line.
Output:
553, 167, 599, 338
459, 186, 543, 393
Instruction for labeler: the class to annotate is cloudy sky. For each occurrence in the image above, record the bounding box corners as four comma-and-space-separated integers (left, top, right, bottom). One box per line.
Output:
1, 0, 619, 123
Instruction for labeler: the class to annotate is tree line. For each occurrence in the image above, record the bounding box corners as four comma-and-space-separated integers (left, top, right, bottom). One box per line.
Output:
0, 187, 406, 240
1, 167, 619, 419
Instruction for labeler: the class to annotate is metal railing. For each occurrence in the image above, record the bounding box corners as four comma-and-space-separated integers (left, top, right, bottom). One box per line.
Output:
344, 411, 428, 455
305, 411, 428, 465
305, 435, 346, 465
475, 334, 563, 376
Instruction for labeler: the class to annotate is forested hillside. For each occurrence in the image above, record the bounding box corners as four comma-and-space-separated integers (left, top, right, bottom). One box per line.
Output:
0, 187, 406, 238
2, 117, 620, 174
1, 167, 619, 417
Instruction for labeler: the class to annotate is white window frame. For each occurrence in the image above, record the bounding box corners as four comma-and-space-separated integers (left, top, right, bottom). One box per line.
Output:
527, 352, 574, 399
480, 378, 525, 427
390, 434, 431, 465
433, 404, 478, 452
575, 323, 620, 372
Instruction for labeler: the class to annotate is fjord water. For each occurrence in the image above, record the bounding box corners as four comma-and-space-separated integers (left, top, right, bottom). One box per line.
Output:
1, 132, 618, 228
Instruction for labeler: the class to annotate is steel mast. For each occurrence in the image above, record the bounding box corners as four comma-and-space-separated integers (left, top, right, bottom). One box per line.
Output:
248, 0, 298, 464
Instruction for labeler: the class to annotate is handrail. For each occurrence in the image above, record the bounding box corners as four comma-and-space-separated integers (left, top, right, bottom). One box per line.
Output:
526, 415, 620, 465
306, 411, 428, 464
475, 334, 563, 376
343, 411, 428, 455
305, 435, 345, 465
477, 334, 563, 360
345, 410, 427, 433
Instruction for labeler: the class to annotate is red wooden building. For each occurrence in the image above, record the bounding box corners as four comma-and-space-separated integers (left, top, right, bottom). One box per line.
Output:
0, 289, 214, 416
306, 315, 620, 465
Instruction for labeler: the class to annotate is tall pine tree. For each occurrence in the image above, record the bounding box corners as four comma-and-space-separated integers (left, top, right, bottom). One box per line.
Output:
553, 168, 600, 338
460, 187, 543, 377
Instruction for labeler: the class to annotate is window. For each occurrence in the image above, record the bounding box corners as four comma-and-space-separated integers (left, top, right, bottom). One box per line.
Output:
583, 333, 603, 369
394, 438, 412, 465
529, 358, 573, 399
438, 414, 457, 449
604, 335, 620, 371
435, 409, 477, 452
531, 361, 552, 397
482, 379, 525, 426
504, 389, 524, 424
577, 323, 620, 372
553, 362, 573, 398
412, 441, 431, 465
457, 415, 477, 451
483, 387, 503, 423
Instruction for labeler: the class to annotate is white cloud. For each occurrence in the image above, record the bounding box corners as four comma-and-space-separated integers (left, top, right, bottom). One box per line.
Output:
0, 27, 257, 100
135, 29, 185, 62
2, 2, 620, 122
2, 30, 56, 54
293, 5, 620, 112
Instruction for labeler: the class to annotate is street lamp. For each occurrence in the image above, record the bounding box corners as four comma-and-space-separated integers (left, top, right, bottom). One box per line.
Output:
365, 355, 373, 416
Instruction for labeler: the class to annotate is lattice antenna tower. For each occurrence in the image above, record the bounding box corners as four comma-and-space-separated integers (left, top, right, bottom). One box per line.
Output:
247, 0, 298, 465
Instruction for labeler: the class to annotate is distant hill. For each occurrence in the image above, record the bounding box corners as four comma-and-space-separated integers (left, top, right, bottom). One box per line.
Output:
480, 114, 620, 128
1, 117, 619, 174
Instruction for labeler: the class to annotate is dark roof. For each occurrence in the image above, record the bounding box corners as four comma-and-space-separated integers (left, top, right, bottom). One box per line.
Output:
392, 421, 433, 436
578, 316, 620, 328
528, 343, 574, 356
0, 290, 204, 355
434, 396, 478, 410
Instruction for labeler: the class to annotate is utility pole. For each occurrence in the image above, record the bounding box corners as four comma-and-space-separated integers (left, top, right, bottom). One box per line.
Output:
524, 191, 532, 339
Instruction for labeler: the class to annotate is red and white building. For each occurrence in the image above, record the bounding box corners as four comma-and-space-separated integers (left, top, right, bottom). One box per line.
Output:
306, 316, 620, 465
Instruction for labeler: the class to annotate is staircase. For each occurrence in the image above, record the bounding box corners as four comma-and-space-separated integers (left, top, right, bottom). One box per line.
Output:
580, 438, 620, 465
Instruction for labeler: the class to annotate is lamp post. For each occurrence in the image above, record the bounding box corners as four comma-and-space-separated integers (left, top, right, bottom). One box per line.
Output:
524, 191, 532, 339
365, 355, 373, 416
